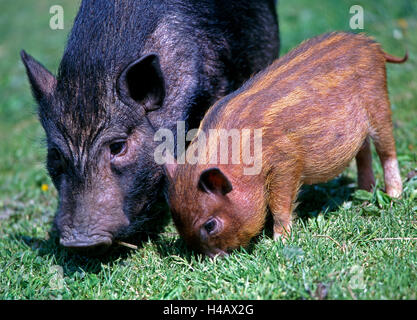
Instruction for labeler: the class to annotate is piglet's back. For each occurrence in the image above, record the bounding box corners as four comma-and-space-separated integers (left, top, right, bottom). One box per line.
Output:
201, 32, 385, 131
198, 32, 389, 180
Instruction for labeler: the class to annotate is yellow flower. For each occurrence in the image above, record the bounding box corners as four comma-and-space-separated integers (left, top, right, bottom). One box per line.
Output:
41, 184, 49, 192
397, 18, 408, 29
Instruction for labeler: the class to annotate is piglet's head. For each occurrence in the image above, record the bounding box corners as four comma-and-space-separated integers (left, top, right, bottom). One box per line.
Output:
167, 165, 254, 258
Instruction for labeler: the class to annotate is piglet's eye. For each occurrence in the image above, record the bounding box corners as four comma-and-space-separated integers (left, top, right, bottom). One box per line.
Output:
203, 218, 217, 235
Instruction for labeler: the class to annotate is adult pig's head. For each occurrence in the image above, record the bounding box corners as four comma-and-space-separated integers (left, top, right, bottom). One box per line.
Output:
21, 50, 167, 255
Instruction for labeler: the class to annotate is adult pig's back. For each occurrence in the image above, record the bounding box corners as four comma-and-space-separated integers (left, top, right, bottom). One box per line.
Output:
143, 0, 280, 130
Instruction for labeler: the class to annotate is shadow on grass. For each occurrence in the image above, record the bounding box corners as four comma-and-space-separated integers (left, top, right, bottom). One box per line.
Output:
296, 175, 356, 220
13, 200, 172, 276
154, 237, 196, 260
13, 176, 356, 267
252, 175, 356, 242
16, 233, 134, 276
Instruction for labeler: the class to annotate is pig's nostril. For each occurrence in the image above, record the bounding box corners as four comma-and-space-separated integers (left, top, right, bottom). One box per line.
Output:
60, 238, 112, 256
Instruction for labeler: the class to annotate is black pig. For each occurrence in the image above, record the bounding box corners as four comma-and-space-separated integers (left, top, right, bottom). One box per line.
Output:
21, 0, 279, 254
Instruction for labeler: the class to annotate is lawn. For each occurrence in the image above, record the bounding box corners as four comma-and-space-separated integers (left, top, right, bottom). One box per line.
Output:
0, 0, 416, 299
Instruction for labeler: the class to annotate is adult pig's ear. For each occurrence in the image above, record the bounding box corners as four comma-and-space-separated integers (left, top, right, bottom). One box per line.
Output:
198, 168, 233, 196
20, 50, 57, 102
117, 53, 166, 112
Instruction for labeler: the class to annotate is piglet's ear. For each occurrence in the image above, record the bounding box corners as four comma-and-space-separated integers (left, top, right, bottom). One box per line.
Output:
20, 50, 56, 102
117, 53, 165, 112
198, 168, 233, 196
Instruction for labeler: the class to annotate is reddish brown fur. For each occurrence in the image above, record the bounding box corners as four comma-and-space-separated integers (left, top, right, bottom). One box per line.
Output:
166, 32, 405, 257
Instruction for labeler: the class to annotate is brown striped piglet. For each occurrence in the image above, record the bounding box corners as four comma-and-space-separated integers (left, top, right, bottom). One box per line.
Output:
165, 32, 407, 257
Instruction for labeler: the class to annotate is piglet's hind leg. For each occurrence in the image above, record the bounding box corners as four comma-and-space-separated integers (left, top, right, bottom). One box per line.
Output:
369, 100, 402, 198
356, 137, 376, 192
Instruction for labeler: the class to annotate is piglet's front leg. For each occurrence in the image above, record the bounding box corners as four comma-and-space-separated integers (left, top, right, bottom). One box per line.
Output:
267, 169, 302, 241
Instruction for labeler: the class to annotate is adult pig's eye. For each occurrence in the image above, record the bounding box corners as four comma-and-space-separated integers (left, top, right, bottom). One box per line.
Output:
109, 141, 127, 158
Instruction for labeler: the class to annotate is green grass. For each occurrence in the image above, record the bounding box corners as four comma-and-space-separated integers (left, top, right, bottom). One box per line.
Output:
1, 0, 416, 300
